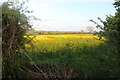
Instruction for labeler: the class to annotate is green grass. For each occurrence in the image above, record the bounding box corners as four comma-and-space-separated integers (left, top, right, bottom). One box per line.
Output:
25, 34, 118, 78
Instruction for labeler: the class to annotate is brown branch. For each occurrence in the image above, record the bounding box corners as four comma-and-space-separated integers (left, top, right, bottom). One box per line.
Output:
21, 67, 40, 78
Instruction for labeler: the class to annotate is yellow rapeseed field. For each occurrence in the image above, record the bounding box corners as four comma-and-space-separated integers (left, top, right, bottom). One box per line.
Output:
33, 34, 99, 40
26, 34, 104, 53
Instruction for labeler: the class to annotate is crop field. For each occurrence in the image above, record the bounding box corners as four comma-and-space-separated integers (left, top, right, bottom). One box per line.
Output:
26, 34, 103, 54
25, 34, 105, 63
24, 34, 118, 78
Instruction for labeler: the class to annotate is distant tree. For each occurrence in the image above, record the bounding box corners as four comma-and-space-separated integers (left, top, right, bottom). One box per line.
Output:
80, 30, 84, 33
86, 26, 95, 33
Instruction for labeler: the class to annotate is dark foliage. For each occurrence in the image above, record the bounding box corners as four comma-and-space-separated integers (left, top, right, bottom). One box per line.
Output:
2, 1, 31, 78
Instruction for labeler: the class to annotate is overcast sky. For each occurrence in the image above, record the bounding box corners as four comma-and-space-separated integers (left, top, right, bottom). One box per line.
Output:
0, 0, 116, 31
